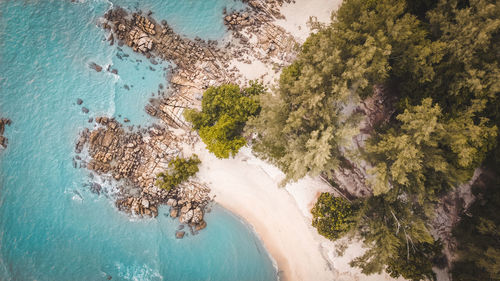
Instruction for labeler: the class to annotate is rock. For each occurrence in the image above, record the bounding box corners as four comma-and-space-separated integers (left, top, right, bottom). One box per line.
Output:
141, 198, 150, 208
90, 182, 102, 194
195, 220, 207, 231
179, 209, 193, 224
76, 98, 83, 105
170, 208, 178, 218
82, 107, 89, 113
191, 207, 203, 224
124, 118, 130, 123
166, 198, 177, 207
180, 203, 191, 214
175, 231, 185, 239
89, 62, 102, 72
111, 69, 118, 74
102, 130, 114, 147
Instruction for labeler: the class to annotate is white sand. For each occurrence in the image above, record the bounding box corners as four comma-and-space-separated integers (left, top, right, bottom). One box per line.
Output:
185, 143, 403, 281
275, 0, 343, 42
193, 145, 334, 281
183, 1, 405, 280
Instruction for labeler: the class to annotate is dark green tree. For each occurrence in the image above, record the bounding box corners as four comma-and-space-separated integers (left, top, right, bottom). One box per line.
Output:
452, 171, 500, 281
311, 193, 356, 240
185, 82, 262, 158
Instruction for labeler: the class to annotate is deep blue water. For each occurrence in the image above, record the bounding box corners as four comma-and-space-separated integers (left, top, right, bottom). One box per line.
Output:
0, 1, 276, 280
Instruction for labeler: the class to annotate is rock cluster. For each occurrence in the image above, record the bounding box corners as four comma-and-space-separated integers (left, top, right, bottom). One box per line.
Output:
134, 14, 156, 35
224, 12, 254, 28
0, 118, 12, 149
101, 5, 299, 128
76, 117, 210, 230
86, 3, 301, 233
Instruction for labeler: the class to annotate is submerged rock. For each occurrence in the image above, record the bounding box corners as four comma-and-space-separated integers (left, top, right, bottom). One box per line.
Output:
175, 231, 185, 239
89, 62, 102, 72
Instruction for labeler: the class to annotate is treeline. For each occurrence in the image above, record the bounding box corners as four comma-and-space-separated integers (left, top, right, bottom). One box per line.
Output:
185, 0, 499, 279
247, 0, 499, 280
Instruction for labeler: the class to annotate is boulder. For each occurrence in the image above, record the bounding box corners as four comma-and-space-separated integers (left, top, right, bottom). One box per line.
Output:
170, 208, 178, 218
82, 107, 89, 113
166, 198, 177, 207
141, 198, 150, 208
195, 220, 207, 232
76, 98, 83, 105
179, 209, 193, 224
175, 231, 185, 239
89, 62, 102, 72
191, 207, 203, 224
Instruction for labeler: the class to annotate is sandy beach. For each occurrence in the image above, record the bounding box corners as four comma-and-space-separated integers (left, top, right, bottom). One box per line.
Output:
191, 1, 406, 280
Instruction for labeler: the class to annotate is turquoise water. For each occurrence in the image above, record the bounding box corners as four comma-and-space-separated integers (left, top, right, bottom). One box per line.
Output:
0, 1, 276, 280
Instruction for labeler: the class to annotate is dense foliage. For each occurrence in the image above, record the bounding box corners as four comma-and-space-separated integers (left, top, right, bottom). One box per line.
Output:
248, 0, 500, 279
155, 155, 201, 191
185, 82, 263, 158
451, 170, 500, 281
311, 193, 355, 240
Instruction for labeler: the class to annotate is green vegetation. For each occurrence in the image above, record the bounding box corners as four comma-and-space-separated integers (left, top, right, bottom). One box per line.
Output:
451, 169, 500, 281
311, 193, 355, 240
246, 0, 500, 279
155, 154, 201, 191
184, 82, 263, 158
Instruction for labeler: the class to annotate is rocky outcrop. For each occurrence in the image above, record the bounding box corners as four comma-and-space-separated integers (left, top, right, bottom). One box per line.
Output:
101, 5, 298, 129
0, 118, 12, 149
76, 117, 210, 229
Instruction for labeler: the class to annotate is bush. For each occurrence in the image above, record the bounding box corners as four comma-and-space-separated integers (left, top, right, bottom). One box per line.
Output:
311, 193, 355, 240
155, 154, 201, 191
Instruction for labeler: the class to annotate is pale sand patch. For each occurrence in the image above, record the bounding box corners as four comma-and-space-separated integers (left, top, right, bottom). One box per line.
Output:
192, 145, 335, 281
180, 142, 404, 281
275, 0, 343, 42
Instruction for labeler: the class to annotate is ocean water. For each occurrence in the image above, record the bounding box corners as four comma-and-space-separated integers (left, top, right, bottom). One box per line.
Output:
0, 1, 276, 280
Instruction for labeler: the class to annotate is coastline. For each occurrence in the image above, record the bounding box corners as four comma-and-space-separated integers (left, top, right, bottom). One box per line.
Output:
193, 145, 334, 281
80, 0, 405, 280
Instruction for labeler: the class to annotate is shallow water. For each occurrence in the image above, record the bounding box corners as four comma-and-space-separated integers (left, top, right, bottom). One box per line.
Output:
0, 1, 276, 280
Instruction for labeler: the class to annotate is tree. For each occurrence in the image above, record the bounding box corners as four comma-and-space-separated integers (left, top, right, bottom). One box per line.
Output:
452, 171, 500, 281
386, 241, 443, 281
367, 98, 496, 201
184, 82, 262, 158
249, 0, 499, 278
155, 154, 201, 191
311, 193, 356, 240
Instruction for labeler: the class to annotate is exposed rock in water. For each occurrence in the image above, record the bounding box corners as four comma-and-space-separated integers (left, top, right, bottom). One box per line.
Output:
76, 117, 211, 229
82, 107, 89, 113
0, 118, 12, 149
89, 62, 103, 72
175, 230, 185, 239
76, 98, 83, 105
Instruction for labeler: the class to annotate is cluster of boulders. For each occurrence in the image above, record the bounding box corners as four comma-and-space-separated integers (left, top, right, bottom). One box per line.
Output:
128, 28, 154, 53
76, 116, 211, 234
0, 118, 12, 149
134, 14, 156, 35
224, 12, 254, 28
84, 2, 304, 234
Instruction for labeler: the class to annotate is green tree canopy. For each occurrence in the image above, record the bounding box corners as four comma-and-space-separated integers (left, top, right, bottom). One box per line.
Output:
185, 82, 262, 158
452, 171, 500, 281
155, 154, 201, 191
311, 193, 356, 240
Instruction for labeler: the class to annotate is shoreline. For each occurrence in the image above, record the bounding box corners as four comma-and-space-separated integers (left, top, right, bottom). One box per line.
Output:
192, 145, 335, 281
78, 1, 405, 280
